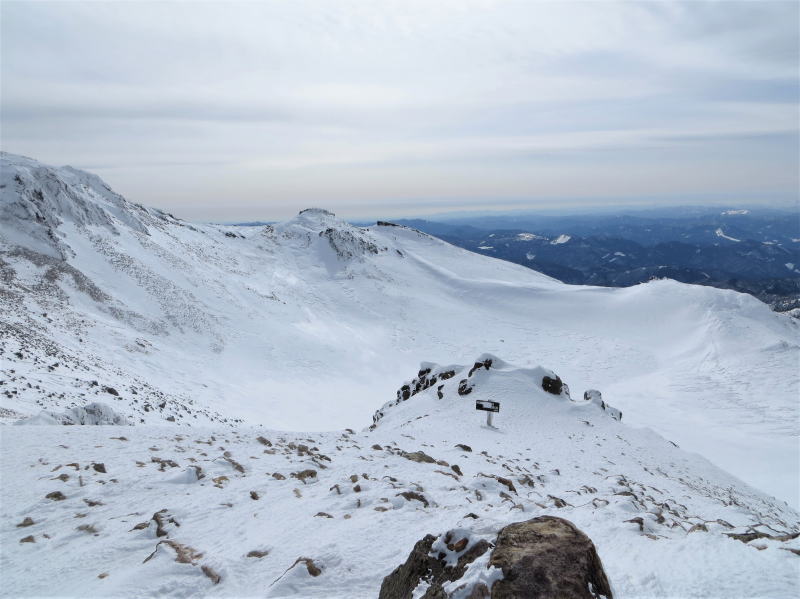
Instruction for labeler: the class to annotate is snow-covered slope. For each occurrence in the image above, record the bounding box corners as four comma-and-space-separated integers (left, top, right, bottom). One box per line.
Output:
1, 151, 798, 513
1, 356, 798, 597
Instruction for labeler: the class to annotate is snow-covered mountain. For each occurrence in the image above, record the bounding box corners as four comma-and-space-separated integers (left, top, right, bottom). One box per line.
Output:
2, 355, 798, 597
1, 152, 799, 597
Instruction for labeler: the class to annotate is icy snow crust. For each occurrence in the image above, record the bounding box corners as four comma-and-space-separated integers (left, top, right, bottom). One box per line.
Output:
1, 359, 798, 597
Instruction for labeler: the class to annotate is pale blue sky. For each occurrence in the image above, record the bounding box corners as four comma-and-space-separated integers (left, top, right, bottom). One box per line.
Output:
2, 1, 798, 220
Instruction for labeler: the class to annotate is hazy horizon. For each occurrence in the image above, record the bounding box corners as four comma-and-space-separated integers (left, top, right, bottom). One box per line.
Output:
2, 1, 798, 221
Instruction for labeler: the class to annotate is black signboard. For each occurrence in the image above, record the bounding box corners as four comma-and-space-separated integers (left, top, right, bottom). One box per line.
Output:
475, 400, 500, 413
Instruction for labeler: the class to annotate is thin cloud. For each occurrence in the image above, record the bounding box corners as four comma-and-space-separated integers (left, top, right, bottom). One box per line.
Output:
1, 0, 797, 221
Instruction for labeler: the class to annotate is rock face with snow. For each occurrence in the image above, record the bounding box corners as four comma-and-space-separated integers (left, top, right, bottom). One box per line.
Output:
15, 402, 129, 425
380, 516, 612, 599
378, 532, 492, 598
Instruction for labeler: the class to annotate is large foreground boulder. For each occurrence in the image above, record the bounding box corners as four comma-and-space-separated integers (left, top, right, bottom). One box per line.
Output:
489, 516, 612, 599
379, 516, 612, 599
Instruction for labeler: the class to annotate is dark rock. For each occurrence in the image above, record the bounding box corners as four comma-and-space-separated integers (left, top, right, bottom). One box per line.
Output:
489, 516, 612, 599
584, 389, 602, 402
19, 535, 35, 543
458, 379, 473, 396
92, 463, 106, 474
541, 376, 563, 396
455, 444, 473, 452
45, 491, 66, 501
379, 532, 491, 599
103, 386, 119, 396
16, 517, 35, 527
468, 359, 493, 377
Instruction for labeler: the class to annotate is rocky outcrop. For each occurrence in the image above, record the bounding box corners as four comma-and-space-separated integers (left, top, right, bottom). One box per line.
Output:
489, 516, 612, 598
541, 375, 564, 396
319, 227, 386, 260
16, 402, 130, 426
379, 516, 612, 599
583, 390, 622, 421
378, 532, 491, 599
372, 364, 462, 426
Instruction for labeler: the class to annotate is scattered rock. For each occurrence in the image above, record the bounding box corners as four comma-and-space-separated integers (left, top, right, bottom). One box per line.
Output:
16, 517, 35, 527
201, 565, 221, 585
291, 469, 317, 484
455, 444, 473, 452
401, 450, 436, 464
92, 463, 106, 473
397, 491, 429, 508
45, 491, 66, 501
247, 550, 269, 558
272, 473, 286, 480
315, 512, 334, 518
250, 491, 260, 500
726, 530, 799, 544
19, 535, 35, 543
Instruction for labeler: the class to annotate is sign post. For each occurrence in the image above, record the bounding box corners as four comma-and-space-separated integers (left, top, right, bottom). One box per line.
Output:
475, 400, 500, 428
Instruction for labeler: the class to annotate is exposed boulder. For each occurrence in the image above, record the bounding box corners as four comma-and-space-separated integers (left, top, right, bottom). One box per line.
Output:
379, 516, 612, 599
378, 532, 491, 599
489, 516, 612, 599
541, 375, 564, 396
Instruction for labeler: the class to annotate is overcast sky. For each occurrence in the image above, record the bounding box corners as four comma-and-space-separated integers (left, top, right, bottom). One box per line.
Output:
2, 1, 798, 221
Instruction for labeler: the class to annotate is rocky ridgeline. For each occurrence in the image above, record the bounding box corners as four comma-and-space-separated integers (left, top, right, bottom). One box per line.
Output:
372, 354, 621, 427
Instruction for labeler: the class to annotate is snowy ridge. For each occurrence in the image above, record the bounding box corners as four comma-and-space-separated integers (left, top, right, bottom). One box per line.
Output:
1, 354, 798, 597
370, 354, 623, 428
1, 152, 799, 513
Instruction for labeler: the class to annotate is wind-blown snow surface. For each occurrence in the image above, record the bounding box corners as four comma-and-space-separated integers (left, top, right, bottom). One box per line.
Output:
2, 358, 798, 598
0, 150, 798, 512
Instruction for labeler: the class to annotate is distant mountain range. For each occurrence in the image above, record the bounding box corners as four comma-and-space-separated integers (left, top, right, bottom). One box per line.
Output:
384, 209, 800, 312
